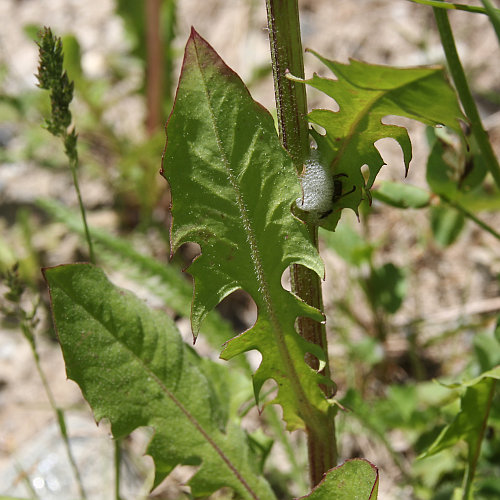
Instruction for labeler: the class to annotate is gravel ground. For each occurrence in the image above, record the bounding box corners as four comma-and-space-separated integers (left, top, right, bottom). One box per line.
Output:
0, 1, 499, 499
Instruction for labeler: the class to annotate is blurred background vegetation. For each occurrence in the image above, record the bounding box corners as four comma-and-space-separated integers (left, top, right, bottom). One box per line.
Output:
0, 0, 499, 498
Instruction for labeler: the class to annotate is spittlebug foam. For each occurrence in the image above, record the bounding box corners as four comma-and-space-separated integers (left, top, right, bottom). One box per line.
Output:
296, 151, 333, 214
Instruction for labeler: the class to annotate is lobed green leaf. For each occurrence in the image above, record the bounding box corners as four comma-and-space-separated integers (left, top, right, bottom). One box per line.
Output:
44, 263, 275, 499
161, 29, 333, 432
291, 54, 464, 230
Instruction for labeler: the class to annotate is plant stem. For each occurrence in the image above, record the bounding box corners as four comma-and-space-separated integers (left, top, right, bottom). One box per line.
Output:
68, 153, 95, 264
265, 0, 309, 169
36, 28, 95, 264
145, 0, 163, 134
462, 379, 497, 500
114, 439, 122, 500
440, 194, 500, 240
480, 0, 500, 46
265, 0, 337, 487
408, 0, 495, 16
14, 460, 40, 499
22, 322, 87, 499
433, 6, 500, 189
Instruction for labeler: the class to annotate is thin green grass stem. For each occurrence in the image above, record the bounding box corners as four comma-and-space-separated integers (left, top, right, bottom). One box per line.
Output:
266, 406, 308, 494
68, 154, 95, 264
14, 460, 40, 499
408, 0, 497, 16
22, 322, 87, 500
114, 439, 122, 500
480, 0, 500, 45
440, 194, 500, 240
36, 28, 95, 264
461, 379, 497, 500
433, 6, 500, 189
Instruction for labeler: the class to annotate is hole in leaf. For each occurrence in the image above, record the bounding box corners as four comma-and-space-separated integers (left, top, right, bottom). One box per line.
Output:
381, 115, 414, 128
176, 242, 201, 269
304, 351, 321, 372
155, 464, 201, 494
375, 137, 404, 176
281, 267, 292, 292
216, 289, 257, 334
310, 123, 327, 136
246, 349, 262, 373
259, 378, 278, 406
360, 163, 369, 182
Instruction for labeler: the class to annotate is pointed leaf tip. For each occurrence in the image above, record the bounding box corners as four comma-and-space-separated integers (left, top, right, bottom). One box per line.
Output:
188, 26, 206, 47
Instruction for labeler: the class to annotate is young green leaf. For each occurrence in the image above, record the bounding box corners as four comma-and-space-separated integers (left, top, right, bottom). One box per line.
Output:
364, 262, 407, 315
371, 180, 431, 209
320, 222, 375, 267
44, 263, 275, 499
430, 204, 465, 247
298, 459, 379, 499
420, 368, 499, 497
161, 29, 333, 432
290, 54, 465, 230
426, 127, 487, 202
439, 366, 500, 390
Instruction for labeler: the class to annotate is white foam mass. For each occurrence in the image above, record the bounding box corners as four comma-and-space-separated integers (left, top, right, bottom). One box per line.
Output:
296, 153, 333, 213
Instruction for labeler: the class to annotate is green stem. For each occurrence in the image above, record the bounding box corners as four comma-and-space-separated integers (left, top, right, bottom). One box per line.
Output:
480, 0, 500, 46
265, 0, 309, 169
114, 439, 122, 500
265, 0, 337, 487
408, 0, 495, 15
440, 194, 500, 240
462, 379, 497, 499
433, 6, 500, 189
145, 0, 163, 134
68, 152, 95, 264
362, 262, 388, 343
22, 322, 87, 500
14, 460, 40, 499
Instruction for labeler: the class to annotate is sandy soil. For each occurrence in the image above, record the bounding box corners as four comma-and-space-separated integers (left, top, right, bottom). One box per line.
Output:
0, 1, 499, 499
